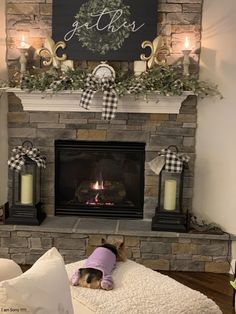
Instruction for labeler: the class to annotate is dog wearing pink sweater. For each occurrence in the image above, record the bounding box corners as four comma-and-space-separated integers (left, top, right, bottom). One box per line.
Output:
70, 238, 126, 290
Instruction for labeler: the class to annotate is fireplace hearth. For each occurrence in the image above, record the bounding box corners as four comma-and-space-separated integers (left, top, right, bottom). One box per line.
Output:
55, 140, 145, 219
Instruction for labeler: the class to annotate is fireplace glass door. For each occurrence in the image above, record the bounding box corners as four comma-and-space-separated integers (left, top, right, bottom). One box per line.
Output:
55, 140, 145, 219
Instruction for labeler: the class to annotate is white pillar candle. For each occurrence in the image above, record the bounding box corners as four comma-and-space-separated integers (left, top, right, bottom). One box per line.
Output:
61, 60, 74, 71
21, 174, 33, 205
164, 179, 177, 211
134, 61, 147, 76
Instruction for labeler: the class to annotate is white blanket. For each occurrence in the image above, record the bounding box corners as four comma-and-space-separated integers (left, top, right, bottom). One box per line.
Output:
66, 259, 222, 314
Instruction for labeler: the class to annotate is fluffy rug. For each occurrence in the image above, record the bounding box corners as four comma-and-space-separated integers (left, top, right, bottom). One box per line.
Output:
66, 259, 222, 314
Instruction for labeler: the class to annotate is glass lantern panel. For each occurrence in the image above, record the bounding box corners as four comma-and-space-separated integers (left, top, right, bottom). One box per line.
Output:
13, 171, 20, 205
35, 165, 41, 204
159, 170, 182, 212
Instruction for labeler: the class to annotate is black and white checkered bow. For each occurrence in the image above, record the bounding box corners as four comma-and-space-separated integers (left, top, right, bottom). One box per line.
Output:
8, 146, 46, 171
127, 82, 144, 94
80, 74, 118, 120
159, 147, 190, 173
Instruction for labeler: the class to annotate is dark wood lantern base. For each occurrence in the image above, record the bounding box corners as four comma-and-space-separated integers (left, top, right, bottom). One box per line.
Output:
5, 202, 46, 226
152, 211, 189, 233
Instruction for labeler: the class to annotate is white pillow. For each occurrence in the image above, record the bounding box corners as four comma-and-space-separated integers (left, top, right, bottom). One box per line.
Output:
0, 247, 74, 314
0, 259, 22, 282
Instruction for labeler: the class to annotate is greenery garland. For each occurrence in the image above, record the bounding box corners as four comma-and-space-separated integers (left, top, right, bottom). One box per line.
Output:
16, 65, 221, 99
75, 0, 131, 55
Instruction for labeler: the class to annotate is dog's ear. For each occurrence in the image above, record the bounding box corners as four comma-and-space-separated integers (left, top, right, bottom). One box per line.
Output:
101, 238, 107, 244
118, 241, 125, 248
117, 241, 126, 262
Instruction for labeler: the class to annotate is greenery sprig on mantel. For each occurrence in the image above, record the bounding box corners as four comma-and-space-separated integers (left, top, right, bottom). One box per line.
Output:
9, 65, 221, 99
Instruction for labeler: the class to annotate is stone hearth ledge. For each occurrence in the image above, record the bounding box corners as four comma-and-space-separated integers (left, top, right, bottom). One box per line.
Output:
7, 88, 192, 114
0, 217, 233, 240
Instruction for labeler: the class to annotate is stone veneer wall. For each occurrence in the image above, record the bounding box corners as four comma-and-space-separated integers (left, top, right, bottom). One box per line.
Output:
0, 228, 231, 273
6, 0, 203, 75
8, 95, 197, 218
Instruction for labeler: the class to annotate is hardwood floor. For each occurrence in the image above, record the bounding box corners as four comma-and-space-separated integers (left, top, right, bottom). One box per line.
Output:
161, 271, 235, 314
21, 265, 235, 313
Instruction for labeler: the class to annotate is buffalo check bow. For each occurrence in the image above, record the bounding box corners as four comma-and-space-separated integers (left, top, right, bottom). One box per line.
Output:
80, 74, 118, 120
159, 147, 190, 173
8, 146, 46, 171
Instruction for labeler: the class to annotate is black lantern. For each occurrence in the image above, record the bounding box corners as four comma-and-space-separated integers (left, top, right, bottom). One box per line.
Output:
6, 142, 46, 225
152, 146, 189, 232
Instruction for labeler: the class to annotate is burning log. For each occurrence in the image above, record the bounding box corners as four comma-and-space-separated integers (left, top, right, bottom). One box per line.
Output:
75, 180, 126, 204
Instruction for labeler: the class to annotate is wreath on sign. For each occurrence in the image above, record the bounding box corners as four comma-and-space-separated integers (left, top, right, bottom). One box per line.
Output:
75, 0, 132, 55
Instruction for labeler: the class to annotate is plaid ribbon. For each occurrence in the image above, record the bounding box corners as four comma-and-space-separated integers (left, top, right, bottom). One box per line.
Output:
127, 82, 144, 94
80, 74, 118, 120
8, 146, 46, 171
159, 147, 190, 173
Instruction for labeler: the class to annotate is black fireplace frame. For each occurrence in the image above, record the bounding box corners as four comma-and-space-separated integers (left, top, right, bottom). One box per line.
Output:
55, 140, 145, 219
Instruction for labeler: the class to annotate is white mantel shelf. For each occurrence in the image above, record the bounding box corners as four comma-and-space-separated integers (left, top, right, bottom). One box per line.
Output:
8, 88, 192, 114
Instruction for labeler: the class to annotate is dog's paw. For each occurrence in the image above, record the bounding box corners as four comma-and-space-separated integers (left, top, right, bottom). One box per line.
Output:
70, 271, 80, 286
101, 281, 113, 290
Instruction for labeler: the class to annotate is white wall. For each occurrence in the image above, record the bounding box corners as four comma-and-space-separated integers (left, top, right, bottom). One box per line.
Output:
0, 0, 8, 206
0, 0, 7, 81
194, 0, 236, 259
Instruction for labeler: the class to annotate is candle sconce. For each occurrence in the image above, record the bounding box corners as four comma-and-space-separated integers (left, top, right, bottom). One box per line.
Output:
6, 141, 46, 225
151, 146, 189, 232
18, 35, 30, 75
182, 37, 192, 76
19, 46, 29, 75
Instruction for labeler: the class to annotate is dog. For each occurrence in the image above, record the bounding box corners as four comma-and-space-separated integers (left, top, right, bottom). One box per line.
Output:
70, 238, 126, 290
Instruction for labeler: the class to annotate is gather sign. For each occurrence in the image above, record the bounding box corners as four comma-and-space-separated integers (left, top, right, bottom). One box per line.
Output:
52, 0, 157, 60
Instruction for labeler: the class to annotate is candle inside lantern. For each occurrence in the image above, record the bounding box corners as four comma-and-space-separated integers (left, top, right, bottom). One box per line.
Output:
164, 179, 177, 211
21, 174, 33, 204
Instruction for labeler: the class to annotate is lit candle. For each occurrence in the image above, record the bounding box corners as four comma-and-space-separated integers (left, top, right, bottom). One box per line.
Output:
20, 35, 26, 48
21, 174, 33, 204
18, 35, 30, 50
184, 36, 190, 50
164, 179, 177, 211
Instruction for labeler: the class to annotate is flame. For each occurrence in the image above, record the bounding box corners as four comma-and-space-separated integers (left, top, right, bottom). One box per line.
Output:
184, 37, 190, 50
95, 193, 99, 202
92, 181, 104, 190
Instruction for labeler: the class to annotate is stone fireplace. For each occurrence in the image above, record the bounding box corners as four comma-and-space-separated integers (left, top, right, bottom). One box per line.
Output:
8, 93, 196, 219
6, 0, 200, 218
3, 94, 232, 274
55, 140, 145, 218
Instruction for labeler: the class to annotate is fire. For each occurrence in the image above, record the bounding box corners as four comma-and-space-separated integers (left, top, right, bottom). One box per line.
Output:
95, 193, 99, 202
92, 181, 104, 190
85, 179, 114, 206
